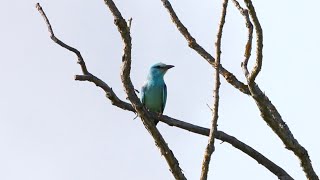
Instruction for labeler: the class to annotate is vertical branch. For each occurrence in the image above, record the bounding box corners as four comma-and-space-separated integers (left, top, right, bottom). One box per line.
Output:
232, 0, 253, 78
243, 0, 263, 85
103, 0, 187, 179
200, 0, 228, 179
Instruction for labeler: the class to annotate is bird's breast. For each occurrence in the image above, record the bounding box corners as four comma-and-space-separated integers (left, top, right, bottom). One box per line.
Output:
144, 83, 164, 113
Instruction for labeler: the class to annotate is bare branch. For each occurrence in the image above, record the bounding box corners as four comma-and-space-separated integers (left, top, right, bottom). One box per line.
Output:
75, 74, 135, 111
243, 0, 263, 85
162, 115, 293, 179
160, 0, 310, 179
37, 3, 185, 178
102, 0, 187, 179
240, 1, 319, 179
232, 0, 253, 78
35, 3, 89, 75
160, 115, 293, 180
200, 0, 227, 179
160, 0, 250, 95
248, 84, 319, 180
36, 2, 294, 179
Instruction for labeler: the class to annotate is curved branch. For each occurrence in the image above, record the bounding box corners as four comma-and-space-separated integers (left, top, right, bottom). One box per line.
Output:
35, 4, 89, 75
75, 74, 135, 111
243, 0, 263, 85
232, 0, 253, 78
36, 2, 293, 180
160, 0, 250, 95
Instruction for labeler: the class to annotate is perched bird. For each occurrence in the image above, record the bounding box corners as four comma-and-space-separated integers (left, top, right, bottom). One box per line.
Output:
141, 62, 174, 125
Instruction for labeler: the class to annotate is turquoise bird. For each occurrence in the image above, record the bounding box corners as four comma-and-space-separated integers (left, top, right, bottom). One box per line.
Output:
141, 62, 174, 125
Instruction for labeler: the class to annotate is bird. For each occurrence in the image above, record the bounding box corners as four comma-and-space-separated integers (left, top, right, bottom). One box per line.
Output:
141, 62, 174, 125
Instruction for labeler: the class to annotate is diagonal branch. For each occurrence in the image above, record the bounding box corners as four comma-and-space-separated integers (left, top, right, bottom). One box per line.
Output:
36, 4, 89, 75
36, 2, 293, 180
247, 83, 318, 180
103, 0, 187, 179
200, 0, 228, 179
75, 74, 135, 111
240, 1, 319, 179
160, 0, 250, 95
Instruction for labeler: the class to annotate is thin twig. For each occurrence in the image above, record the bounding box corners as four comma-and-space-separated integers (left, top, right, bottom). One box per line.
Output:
243, 0, 263, 85
35, 3, 89, 75
103, 0, 187, 179
232, 0, 253, 78
160, 0, 250, 95
206, 103, 213, 112
36, 2, 293, 179
75, 75, 135, 111
200, 0, 227, 179
127, 17, 133, 31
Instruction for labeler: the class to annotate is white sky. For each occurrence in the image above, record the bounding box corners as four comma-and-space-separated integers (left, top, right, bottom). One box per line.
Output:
1, 0, 319, 179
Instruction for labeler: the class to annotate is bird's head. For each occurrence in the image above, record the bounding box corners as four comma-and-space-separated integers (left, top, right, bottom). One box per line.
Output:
149, 62, 174, 78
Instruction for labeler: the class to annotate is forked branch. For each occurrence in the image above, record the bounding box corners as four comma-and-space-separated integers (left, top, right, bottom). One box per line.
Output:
103, 1, 187, 179
237, 0, 318, 179
232, 0, 253, 78
160, 0, 313, 179
243, 0, 263, 85
37, 2, 186, 179
160, 0, 250, 95
36, 2, 294, 180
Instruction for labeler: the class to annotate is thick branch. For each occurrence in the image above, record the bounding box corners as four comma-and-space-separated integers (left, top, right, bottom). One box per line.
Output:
160, 0, 250, 95
103, 0, 187, 179
200, 0, 227, 179
248, 84, 318, 180
36, 2, 293, 180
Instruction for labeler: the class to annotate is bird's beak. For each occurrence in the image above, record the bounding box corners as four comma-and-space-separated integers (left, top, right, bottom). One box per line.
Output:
165, 65, 174, 69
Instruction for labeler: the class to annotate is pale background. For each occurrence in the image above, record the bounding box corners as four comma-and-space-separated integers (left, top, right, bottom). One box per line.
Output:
1, 0, 319, 179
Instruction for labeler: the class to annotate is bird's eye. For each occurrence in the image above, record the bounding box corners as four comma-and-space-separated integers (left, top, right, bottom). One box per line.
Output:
155, 65, 162, 69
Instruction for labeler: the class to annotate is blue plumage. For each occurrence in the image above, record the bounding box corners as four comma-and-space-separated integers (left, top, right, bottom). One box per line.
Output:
141, 62, 174, 125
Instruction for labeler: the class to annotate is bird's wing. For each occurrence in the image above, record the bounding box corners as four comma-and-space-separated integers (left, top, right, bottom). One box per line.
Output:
161, 83, 167, 113
141, 83, 147, 105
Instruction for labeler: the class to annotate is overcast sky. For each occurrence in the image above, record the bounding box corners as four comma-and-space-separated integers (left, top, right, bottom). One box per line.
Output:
1, 0, 319, 179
